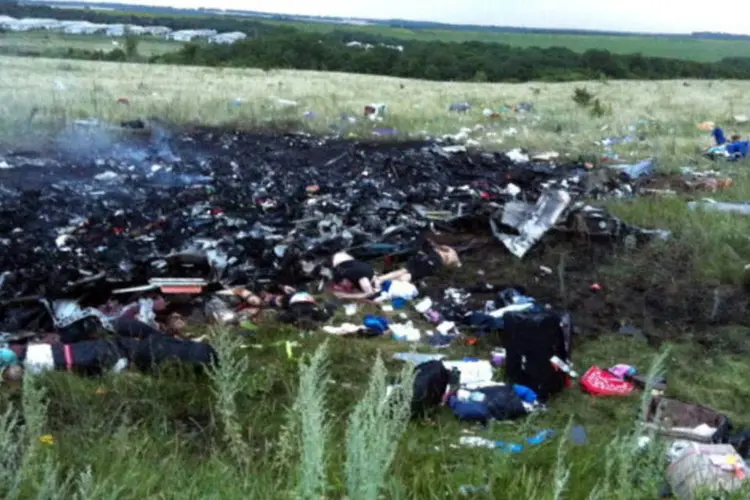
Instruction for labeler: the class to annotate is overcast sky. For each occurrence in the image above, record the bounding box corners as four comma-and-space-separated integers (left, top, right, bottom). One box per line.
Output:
90, 0, 750, 35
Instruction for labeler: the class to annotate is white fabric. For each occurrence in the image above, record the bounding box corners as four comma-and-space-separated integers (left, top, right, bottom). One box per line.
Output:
289, 292, 316, 305
111, 358, 129, 374
383, 280, 419, 300
442, 360, 494, 386
332, 252, 354, 268
135, 298, 156, 326
24, 344, 55, 374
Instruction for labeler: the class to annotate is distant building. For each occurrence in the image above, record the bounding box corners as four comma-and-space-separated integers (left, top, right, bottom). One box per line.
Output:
208, 31, 246, 44
0, 16, 245, 44
167, 29, 217, 41
345, 40, 403, 52
3, 18, 62, 31
61, 21, 108, 35
105, 24, 127, 37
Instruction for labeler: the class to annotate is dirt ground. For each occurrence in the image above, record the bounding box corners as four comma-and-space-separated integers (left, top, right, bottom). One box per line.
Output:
421, 228, 750, 346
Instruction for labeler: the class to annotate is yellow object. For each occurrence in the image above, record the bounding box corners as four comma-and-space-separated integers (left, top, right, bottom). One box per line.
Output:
285, 340, 294, 359
39, 434, 55, 446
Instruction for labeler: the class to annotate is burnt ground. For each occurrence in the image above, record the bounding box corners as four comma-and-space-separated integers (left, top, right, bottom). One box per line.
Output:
1, 124, 748, 349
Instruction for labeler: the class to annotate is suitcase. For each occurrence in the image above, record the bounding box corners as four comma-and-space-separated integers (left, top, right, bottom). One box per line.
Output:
502, 310, 573, 402
644, 396, 732, 444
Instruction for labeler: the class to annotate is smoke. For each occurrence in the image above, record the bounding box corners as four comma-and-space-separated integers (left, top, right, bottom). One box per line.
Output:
53, 118, 180, 167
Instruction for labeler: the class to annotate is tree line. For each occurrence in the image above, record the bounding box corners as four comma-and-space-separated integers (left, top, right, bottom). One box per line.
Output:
4, 2, 750, 82
153, 32, 750, 82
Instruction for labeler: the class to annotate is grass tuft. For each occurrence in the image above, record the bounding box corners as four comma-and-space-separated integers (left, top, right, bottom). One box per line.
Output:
345, 354, 415, 499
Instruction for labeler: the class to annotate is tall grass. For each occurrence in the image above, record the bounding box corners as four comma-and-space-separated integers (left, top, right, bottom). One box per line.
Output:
345, 354, 415, 500
208, 326, 252, 469
0, 332, 736, 498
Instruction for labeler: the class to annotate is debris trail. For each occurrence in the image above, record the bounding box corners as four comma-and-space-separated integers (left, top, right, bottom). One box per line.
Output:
0, 126, 659, 302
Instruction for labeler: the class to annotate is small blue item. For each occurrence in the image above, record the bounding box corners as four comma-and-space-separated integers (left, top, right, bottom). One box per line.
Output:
571, 426, 588, 445
608, 158, 655, 181
495, 442, 524, 453
498, 288, 536, 307
489, 430, 556, 453
392, 297, 406, 309
526, 429, 556, 445
713, 126, 726, 145
0, 348, 19, 369
381, 280, 392, 292
512, 384, 538, 404
363, 315, 389, 334
462, 357, 479, 362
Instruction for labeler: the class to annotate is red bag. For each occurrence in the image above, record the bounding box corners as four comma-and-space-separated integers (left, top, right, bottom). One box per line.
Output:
580, 366, 634, 396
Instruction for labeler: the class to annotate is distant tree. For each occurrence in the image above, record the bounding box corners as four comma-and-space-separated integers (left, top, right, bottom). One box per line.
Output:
472, 70, 488, 82
124, 27, 140, 60
423, 64, 441, 80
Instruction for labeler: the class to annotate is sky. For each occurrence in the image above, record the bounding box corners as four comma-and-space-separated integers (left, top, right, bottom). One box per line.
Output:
87, 0, 750, 35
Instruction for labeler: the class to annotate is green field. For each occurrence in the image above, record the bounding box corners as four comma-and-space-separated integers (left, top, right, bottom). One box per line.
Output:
0, 31, 182, 58
99, 7, 750, 62
267, 20, 750, 62
6, 4, 750, 63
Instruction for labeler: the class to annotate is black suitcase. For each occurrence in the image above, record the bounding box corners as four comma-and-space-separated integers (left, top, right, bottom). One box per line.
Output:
502, 310, 573, 402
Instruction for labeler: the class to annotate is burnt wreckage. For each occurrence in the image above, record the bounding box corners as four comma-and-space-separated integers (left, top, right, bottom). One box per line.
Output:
0, 124, 667, 332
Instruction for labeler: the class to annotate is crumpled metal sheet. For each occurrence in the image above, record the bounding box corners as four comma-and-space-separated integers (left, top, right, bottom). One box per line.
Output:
491, 189, 572, 258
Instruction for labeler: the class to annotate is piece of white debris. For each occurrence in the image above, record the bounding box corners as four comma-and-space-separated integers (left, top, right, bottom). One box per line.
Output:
94, 171, 119, 181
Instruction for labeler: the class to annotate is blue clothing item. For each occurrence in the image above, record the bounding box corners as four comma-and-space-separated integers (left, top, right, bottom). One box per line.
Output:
713, 126, 727, 146
362, 314, 389, 334
0, 348, 19, 369
526, 429, 556, 445
448, 395, 492, 423
727, 140, 749, 157
608, 158, 655, 181
512, 384, 538, 404
392, 298, 406, 309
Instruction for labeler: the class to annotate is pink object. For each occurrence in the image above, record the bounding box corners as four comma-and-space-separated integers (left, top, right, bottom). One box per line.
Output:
580, 366, 634, 396
608, 364, 635, 379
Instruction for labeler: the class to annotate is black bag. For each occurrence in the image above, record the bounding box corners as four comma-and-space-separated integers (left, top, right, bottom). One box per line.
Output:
502, 309, 573, 402
411, 360, 451, 419
480, 385, 528, 421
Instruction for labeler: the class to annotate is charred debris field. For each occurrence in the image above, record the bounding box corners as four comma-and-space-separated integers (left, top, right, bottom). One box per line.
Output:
2, 121, 747, 338
2, 118, 750, 499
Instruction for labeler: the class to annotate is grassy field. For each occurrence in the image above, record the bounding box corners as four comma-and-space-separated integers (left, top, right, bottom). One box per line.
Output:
2, 55, 750, 498
0, 30, 181, 58
267, 20, 750, 62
